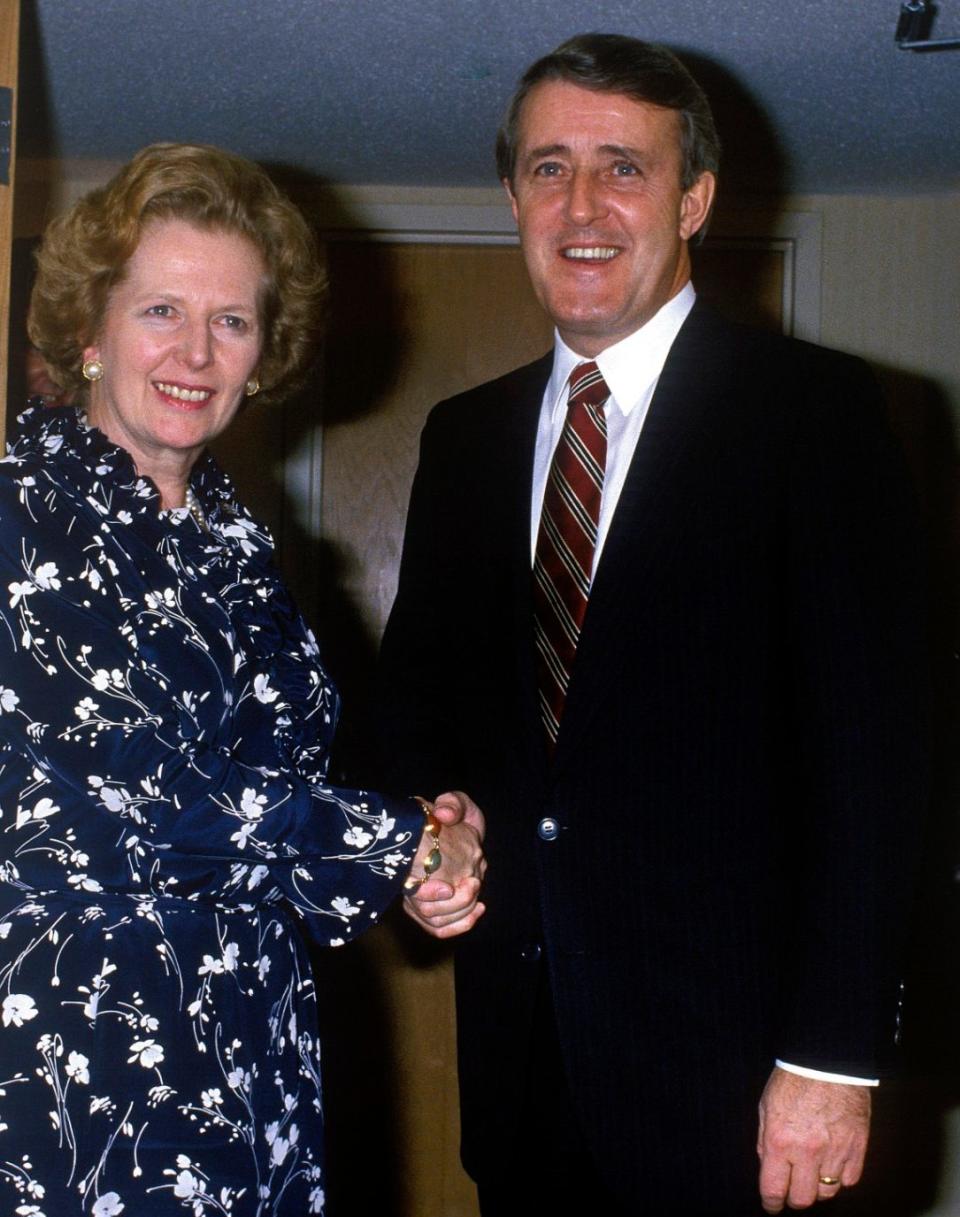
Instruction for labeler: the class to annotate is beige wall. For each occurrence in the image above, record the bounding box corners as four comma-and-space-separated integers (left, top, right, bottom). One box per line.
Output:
809, 192, 960, 414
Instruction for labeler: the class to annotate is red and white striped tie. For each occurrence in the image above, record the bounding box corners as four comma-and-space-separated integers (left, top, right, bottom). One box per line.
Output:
533, 361, 609, 747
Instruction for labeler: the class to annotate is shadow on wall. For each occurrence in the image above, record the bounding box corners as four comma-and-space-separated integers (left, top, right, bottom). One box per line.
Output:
824, 363, 960, 1217
679, 49, 794, 197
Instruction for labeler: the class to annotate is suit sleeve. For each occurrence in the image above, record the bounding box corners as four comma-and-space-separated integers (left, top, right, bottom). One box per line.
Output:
775, 351, 928, 1076
371, 404, 472, 798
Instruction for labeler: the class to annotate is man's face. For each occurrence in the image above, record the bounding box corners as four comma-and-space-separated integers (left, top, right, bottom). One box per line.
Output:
505, 80, 716, 357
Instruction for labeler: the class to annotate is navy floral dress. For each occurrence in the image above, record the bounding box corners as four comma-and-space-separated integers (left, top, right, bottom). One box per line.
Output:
0, 405, 421, 1216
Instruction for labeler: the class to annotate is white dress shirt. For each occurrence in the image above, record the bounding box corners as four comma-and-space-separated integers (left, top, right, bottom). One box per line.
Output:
530, 283, 696, 570
529, 281, 877, 1089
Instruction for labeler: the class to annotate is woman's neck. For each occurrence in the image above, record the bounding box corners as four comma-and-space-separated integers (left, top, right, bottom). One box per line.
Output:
82, 398, 195, 510
151, 473, 190, 511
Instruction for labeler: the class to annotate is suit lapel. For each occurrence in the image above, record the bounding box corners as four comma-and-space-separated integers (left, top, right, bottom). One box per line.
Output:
550, 304, 734, 770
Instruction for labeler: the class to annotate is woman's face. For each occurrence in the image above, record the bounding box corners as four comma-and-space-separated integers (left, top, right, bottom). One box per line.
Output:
83, 218, 265, 491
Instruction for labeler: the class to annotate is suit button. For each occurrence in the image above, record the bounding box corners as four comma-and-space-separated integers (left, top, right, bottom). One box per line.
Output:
520, 942, 542, 962
537, 817, 560, 841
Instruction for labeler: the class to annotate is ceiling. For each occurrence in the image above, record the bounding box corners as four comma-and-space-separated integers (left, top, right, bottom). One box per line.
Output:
16, 0, 960, 196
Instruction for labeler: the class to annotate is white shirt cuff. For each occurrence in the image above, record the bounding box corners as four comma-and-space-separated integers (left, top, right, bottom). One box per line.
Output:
775, 1059, 879, 1087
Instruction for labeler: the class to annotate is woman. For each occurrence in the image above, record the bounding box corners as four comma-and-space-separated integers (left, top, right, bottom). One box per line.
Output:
0, 143, 483, 1216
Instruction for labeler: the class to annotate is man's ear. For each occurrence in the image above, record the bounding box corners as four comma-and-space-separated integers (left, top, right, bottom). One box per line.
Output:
502, 177, 519, 225
679, 171, 717, 242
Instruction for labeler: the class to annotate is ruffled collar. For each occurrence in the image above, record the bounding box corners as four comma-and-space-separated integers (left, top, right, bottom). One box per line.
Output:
6, 402, 272, 561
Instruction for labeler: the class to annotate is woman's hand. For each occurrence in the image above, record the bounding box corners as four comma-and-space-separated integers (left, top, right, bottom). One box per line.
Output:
404, 791, 486, 938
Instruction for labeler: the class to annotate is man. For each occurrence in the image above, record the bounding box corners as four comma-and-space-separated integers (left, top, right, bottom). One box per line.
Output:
376, 33, 925, 1216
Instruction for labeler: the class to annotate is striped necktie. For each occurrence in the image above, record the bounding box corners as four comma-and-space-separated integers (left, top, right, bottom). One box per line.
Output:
533, 361, 609, 747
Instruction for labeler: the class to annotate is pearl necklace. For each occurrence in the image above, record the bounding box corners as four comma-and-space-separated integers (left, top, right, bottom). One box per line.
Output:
184, 485, 207, 530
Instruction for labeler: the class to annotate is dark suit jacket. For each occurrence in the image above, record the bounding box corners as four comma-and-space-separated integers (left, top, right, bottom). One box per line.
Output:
374, 303, 926, 1210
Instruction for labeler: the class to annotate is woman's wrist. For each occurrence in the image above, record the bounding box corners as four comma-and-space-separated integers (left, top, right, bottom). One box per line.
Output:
403, 796, 443, 892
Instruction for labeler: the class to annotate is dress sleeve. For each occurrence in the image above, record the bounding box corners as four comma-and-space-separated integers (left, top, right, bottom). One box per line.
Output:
0, 476, 421, 945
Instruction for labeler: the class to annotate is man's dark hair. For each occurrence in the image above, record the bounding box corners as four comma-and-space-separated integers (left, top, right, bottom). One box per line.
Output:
496, 33, 720, 191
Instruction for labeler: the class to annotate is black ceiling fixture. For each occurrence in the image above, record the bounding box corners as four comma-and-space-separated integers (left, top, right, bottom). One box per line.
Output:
896, 0, 960, 49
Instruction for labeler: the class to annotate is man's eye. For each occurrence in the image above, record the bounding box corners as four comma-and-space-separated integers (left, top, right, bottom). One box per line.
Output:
534, 162, 562, 177
613, 162, 639, 176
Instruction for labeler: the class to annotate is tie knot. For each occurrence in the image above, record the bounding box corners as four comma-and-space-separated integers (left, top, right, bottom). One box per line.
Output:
568, 361, 610, 410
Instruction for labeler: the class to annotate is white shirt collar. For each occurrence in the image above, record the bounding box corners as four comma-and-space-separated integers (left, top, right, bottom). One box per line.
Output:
545, 282, 696, 419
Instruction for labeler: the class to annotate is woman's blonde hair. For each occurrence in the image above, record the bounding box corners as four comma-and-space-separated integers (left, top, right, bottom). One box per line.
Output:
28, 142, 326, 406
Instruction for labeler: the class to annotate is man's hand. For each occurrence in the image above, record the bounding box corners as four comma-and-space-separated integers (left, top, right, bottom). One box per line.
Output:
403, 791, 486, 939
757, 1067, 871, 1213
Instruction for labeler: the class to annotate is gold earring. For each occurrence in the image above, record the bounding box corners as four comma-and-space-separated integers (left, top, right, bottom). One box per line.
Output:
245, 378, 260, 397
82, 359, 104, 382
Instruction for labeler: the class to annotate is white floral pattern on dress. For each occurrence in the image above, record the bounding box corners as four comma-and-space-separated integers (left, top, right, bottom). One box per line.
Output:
0, 405, 420, 1215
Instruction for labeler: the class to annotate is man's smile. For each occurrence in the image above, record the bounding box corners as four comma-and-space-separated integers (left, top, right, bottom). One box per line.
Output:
561, 246, 619, 261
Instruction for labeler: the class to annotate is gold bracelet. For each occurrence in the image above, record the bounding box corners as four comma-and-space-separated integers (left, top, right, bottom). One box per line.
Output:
403, 797, 443, 892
